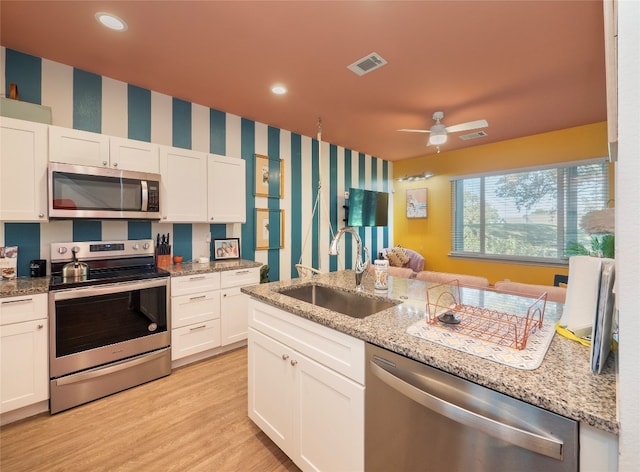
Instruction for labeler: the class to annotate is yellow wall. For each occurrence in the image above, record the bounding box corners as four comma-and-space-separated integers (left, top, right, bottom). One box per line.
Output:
393, 122, 611, 285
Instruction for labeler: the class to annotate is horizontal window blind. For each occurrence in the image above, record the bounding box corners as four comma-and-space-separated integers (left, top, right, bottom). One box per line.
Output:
451, 160, 610, 263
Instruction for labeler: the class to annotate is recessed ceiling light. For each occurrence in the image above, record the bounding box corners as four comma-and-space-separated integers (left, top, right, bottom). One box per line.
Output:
95, 12, 128, 31
271, 85, 287, 95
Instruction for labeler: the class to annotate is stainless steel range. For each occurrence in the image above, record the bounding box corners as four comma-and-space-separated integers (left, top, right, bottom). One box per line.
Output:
48, 239, 171, 414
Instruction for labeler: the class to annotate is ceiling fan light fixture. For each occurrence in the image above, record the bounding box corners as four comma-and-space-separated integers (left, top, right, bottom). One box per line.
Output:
428, 124, 447, 145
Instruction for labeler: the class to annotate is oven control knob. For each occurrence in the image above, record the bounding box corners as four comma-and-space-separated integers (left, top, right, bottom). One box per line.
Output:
58, 247, 68, 254
143, 243, 150, 250
132, 243, 140, 250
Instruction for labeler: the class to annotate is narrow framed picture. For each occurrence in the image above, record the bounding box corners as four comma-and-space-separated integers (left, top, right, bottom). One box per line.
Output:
406, 188, 428, 218
254, 154, 284, 198
255, 208, 284, 250
213, 238, 241, 260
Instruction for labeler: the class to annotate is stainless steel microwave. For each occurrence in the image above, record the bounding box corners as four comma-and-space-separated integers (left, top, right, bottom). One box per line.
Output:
48, 162, 161, 220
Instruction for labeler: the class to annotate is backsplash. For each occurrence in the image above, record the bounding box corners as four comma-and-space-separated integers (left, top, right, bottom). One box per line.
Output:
1, 47, 392, 281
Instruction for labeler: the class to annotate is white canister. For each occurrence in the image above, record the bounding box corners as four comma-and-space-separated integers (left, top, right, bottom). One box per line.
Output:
374, 259, 389, 291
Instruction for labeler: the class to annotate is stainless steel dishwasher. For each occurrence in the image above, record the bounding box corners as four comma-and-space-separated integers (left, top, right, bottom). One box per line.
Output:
366, 343, 578, 471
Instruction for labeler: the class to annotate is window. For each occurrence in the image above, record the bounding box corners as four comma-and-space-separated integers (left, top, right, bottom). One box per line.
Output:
451, 159, 610, 264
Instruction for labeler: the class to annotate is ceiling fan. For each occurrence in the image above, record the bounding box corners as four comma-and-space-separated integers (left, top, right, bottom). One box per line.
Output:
399, 111, 488, 146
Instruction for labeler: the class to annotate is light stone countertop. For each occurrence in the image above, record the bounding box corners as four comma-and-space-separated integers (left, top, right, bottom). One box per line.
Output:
241, 270, 618, 435
160, 259, 262, 276
0, 276, 50, 298
0, 260, 262, 299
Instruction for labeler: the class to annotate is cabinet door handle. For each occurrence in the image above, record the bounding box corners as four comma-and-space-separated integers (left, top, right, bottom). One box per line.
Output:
102, 161, 108, 166
113, 162, 118, 167
37, 324, 44, 329
39, 213, 45, 218
1, 297, 33, 305
190, 324, 207, 331
189, 295, 207, 301
290, 359, 298, 367
282, 354, 289, 361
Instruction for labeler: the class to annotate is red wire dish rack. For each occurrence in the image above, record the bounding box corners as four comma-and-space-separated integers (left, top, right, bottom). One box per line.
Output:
425, 280, 547, 350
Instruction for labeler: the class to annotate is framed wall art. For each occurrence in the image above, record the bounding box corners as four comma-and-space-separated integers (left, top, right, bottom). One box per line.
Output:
255, 208, 284, 250
406, 188, 428, 218
254, 154, 284, 198
213, 238, 241, 260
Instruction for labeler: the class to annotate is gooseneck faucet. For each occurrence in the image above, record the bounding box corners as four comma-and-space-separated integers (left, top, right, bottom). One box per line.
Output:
329, 227, 370, 290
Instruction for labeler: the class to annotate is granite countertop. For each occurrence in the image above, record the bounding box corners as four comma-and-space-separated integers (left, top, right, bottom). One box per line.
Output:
0, 259, 262, 298
160, 259, 262, 276
0, 276, 50, 298
242, 270, 619, 435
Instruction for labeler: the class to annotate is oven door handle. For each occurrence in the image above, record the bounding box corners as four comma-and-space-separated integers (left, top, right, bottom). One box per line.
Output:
52, 277, 168, 301
54, 348, 169, 387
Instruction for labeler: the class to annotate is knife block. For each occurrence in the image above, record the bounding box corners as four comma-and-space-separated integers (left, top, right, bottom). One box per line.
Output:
156, 254, 171, 268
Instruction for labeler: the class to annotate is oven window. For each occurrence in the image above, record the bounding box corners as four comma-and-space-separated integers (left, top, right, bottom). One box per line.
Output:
55, 285, 167, 357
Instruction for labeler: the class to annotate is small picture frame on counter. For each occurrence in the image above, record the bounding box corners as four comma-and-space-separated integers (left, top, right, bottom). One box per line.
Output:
213, 238, 241, 260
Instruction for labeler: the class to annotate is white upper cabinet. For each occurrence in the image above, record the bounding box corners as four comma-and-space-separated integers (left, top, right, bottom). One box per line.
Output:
159, 145, 208, 222
49, 126, 159, 174
49, 125, 109, 167
0, 117, 49, 221
108, 137, 159, 173
207, 154, 246, 223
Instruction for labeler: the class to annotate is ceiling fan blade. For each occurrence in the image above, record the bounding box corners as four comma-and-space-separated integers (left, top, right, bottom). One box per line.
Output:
397, 128, 430, 133
445, 119, 488, 133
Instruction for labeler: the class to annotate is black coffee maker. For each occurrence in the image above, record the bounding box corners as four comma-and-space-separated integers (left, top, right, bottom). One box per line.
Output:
29, 259, 46, 277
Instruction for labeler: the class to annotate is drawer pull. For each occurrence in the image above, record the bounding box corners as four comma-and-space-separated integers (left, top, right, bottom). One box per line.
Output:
234, 270, 250, 274
189, 276, 207, 281
37, 324, 44, 329
282, 354, 289, 360
1, 297, 33, 305
190, 324, 207, 331
290, 359, 298, 367
189, 295, 207, 301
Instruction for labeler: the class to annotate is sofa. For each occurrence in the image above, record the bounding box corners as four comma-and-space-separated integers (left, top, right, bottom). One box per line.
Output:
494, 280, 567, 303
414, 270, 490, 289
379, 247, 424, 273
368, 265, 416, 278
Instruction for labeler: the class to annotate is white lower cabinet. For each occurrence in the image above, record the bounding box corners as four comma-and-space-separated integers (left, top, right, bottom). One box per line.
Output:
248, 299, 364, 472
172, 320, 221, 360
0, 294, 48, 414
170, 273, 221, 361
220, 268, 260, 346
170, 267, 260, 362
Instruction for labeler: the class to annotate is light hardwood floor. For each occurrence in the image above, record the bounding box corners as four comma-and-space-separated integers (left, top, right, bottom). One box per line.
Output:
0, 347, 300, 472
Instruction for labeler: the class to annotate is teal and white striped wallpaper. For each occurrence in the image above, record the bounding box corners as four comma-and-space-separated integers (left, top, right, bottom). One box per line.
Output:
0, 47, 393, 281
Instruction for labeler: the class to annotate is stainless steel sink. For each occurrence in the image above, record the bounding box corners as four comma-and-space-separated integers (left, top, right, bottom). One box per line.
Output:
278, 284, 397, 318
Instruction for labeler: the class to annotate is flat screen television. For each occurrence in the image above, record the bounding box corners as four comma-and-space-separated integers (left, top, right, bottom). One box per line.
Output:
347, 187, 389, 227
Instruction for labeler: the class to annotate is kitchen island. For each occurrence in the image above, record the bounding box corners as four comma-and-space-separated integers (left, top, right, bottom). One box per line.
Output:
242, 270, 617, 434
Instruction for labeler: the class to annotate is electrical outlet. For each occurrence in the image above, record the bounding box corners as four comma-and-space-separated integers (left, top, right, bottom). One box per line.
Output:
206, 232, 211, 243
344, 191, 349, 199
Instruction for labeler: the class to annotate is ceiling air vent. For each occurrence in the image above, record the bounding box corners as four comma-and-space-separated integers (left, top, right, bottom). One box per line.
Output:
459, 130, 488, 141
347, 53, 388, 76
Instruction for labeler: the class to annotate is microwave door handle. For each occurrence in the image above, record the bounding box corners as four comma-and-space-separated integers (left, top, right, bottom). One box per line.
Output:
369, 358, 564, 461
141, 180, 149, 211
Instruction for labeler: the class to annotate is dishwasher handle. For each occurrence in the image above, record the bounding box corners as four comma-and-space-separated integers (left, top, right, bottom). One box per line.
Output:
370, 358, 564, 461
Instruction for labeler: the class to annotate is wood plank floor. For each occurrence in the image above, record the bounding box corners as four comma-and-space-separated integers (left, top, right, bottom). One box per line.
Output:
0, 347, 301, 472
